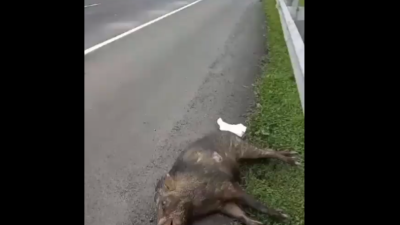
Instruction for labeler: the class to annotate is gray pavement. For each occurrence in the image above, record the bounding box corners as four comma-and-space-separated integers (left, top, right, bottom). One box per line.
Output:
84, 0, 266, 225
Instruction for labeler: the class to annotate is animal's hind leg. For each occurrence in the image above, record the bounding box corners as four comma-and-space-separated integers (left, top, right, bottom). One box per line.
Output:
221, 182, 289, 222
236, 138, 300, 166
220, 202, 263, 225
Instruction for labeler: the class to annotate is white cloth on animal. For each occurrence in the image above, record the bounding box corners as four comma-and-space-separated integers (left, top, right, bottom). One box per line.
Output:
217, 118, 247, 137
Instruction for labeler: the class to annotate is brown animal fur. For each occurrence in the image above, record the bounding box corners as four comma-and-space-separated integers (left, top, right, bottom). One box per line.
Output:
154, 131, 300, 225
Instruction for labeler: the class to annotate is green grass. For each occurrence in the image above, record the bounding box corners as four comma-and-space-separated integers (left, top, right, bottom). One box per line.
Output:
242, 0, 304, 224
300, 0, 304, 6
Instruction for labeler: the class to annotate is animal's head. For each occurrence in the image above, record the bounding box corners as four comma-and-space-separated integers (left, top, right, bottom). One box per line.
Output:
154, 174, 190, 225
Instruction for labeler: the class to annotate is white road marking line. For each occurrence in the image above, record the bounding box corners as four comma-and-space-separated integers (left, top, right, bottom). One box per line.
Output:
84, 0, 204, 55
84, 3, 100, 8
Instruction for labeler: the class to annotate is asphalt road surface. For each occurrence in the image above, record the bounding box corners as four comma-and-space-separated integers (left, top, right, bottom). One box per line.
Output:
85, 0, 265, 225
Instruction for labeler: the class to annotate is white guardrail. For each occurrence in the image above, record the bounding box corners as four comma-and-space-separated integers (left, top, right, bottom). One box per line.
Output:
276, 0, 304, 113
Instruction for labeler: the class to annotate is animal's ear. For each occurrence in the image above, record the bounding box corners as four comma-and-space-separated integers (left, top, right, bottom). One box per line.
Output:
164, 174, 175, 191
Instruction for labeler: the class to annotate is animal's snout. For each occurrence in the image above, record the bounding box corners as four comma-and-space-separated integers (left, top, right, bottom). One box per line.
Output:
158, 217, 183, 225
157, 217, 166, 225
157, 218, 175, 225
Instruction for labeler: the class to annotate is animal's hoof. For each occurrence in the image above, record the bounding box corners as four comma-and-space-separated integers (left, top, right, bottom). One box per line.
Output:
285, 156, 301, 166
269, 208, 290, 221
279, 151, 301, 166
278, 150, 298, 156
245, 219, 263, 225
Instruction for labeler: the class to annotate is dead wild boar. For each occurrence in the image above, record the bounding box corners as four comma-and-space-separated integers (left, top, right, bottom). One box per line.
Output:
154, 131, 300, 225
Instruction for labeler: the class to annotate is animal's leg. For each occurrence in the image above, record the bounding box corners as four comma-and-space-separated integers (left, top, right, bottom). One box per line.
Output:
220, 202, 263, 225
222, 183, 289, 221
235, 138, 300, 166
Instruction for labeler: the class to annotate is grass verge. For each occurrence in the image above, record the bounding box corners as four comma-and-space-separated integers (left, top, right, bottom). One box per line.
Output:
242, 0, 304, 224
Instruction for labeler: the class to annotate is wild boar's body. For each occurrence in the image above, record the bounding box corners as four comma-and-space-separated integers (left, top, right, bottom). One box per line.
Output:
154, 131, 300, 225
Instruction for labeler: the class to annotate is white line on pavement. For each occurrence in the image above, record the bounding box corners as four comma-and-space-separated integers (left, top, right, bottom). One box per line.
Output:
84, 0, 204, 55
85, 3, 100, 8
